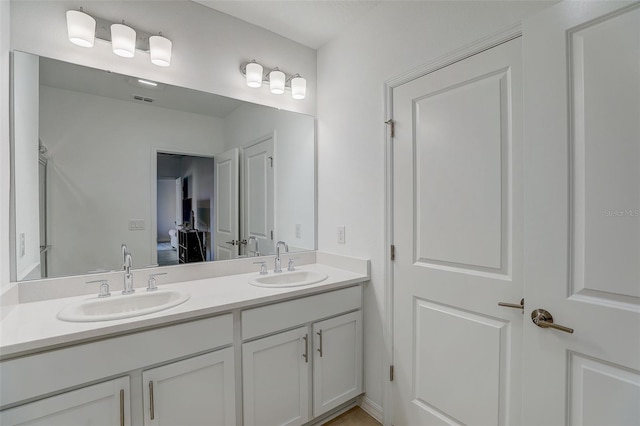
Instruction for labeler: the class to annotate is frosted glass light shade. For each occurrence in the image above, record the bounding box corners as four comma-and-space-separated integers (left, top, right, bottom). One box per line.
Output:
149, 35, 172, 67
246, 62, 263, 88
291, 76, 306, 100
111, 23, 136, 58
269, 69, 285, 95
66, 10, 96, 48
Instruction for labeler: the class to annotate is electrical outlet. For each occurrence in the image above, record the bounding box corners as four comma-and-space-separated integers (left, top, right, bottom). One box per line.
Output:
19, 233, 25, 257
128, 220, 145, 231
295, 224, 302, 239
337, 225, 345, 244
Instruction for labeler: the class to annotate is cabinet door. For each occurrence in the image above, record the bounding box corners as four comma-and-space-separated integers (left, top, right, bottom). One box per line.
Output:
313, 311, 363, 417
0, 376, 130, 426
243, 327, 310, 426
143, 348, 235, 426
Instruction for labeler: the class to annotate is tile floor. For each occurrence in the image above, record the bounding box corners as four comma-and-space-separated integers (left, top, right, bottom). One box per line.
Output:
322, 407, 381, 426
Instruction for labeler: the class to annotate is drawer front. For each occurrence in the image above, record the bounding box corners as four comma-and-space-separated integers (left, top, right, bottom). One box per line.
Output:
242, 286, 362, 340
0, 314, 232, 408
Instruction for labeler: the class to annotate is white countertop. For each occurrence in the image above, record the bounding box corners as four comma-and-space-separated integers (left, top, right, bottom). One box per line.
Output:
0, 263, 368, 359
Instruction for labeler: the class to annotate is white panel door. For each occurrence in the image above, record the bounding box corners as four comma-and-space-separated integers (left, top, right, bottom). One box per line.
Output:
213, 148, 239, 260
242, 327, 310, 426
392, 37, 523, 425
0, 376, 130, 426
242, 137, 275, 257
522, 2, 640, 425
312, 311, 363, 417
142, 348, 235, 426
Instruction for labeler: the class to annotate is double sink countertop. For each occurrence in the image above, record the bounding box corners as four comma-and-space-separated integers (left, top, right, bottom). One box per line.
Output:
0, 252, 369, 360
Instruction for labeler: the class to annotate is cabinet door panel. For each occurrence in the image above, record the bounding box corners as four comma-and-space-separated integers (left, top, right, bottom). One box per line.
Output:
142, 348, 235, 426
0, 376, 130, 426
313, 311, 363, 417
243, 327, 310, 426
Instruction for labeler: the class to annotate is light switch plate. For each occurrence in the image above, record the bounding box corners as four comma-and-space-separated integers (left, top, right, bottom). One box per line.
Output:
337, 225, 345, 244
295, 224, 302, 239
128, 220, 145, 231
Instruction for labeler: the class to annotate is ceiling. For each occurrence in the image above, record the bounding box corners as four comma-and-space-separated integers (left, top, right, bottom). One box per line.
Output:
40, 56, 245, 118
192, 0, 381, 49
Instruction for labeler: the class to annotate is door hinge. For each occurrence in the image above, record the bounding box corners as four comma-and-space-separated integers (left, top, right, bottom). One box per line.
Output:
390, 244, 396, 261
385, 119, 395, 138
390, 365, 394, 381
268, 156, 273, 168
270, 230, 274, 240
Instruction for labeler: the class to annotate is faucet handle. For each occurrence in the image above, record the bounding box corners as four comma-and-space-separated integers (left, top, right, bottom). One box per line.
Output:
287, 257, 299, 271
147, 273, 167, 291
86, 279, 110, 298
253, 261, 268, 275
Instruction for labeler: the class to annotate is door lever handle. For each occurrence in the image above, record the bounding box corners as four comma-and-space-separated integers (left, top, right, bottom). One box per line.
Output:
531, 309, 574, 334
498, 298, 524, 311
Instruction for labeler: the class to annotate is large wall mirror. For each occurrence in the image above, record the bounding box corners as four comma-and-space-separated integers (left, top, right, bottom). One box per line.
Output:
11, 51, 316, 282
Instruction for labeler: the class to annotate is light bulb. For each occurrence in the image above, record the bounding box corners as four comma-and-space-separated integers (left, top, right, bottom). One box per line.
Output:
269, 69, 285, 95
246, 61, 263, 88
66, 10, 96, 48
111, 23, 136, 58
149, 35, 172, 67
291, 75, 306, 100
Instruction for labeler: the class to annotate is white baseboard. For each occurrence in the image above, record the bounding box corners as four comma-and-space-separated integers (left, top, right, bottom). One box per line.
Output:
358, 395, 383, 423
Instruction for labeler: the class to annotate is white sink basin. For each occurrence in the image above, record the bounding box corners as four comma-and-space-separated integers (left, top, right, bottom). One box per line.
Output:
57, 289, 190, 322
249, 270, 328, 288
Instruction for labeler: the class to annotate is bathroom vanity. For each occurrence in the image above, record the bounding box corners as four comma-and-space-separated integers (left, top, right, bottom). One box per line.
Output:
0, 253, 369, 426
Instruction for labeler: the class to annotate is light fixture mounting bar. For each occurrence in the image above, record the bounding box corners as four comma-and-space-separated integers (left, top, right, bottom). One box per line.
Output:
240, 61, 298, 84
93, 16, 155, 52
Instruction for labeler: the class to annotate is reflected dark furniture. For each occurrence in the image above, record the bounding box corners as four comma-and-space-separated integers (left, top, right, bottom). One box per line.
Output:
178, 229, 205, 263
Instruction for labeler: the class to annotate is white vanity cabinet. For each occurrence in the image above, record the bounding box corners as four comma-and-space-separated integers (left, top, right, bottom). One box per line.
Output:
0, 315, 233, 426
243, 327, 311, 426
142, 348, 236, 425
0, 376, 131, 426
241, 286, 363, 426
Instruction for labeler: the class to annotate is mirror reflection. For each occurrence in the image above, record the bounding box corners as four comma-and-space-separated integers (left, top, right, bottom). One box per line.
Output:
12, 51, 316, 281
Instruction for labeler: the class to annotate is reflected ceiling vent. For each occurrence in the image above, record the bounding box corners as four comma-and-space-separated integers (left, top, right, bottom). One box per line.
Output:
133, 95, 155, 103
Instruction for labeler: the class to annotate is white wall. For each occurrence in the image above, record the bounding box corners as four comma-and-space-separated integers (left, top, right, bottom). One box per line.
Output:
10, 1, 316, 116
39, 85, 224, 277
316, 0, 553, 413
224, 104, 315, 251
12, 53, 40, 281
157, 178, 176, 243
0, 1, 10, 291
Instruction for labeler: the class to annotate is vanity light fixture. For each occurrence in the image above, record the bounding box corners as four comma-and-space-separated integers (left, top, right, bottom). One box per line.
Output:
290, 75, 307, 100
66, 8, 96, 47
245, 60, 264, 88
240, 61, 307, 100
65, 8, 172, 67
149, 34, 172, 67
111, 22, 136, 58
269, 68, 285, 94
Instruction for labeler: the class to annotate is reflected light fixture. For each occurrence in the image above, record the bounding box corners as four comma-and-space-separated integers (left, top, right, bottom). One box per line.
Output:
111, 22, 136, 58
269, 68, 285, 95
65, 9, 172, 67
240, 60, 307, 100
149, 34, 172, 67
245, 60, 264, 88
66, 8, 96, 47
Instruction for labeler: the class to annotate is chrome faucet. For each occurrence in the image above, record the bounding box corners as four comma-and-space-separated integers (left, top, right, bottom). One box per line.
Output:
121, 244, 128, 270
122, 251, 135, 294
274, 240, 288, 273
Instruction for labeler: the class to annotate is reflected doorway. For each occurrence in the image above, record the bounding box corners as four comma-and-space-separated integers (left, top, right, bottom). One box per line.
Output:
157, 152, 215, 266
